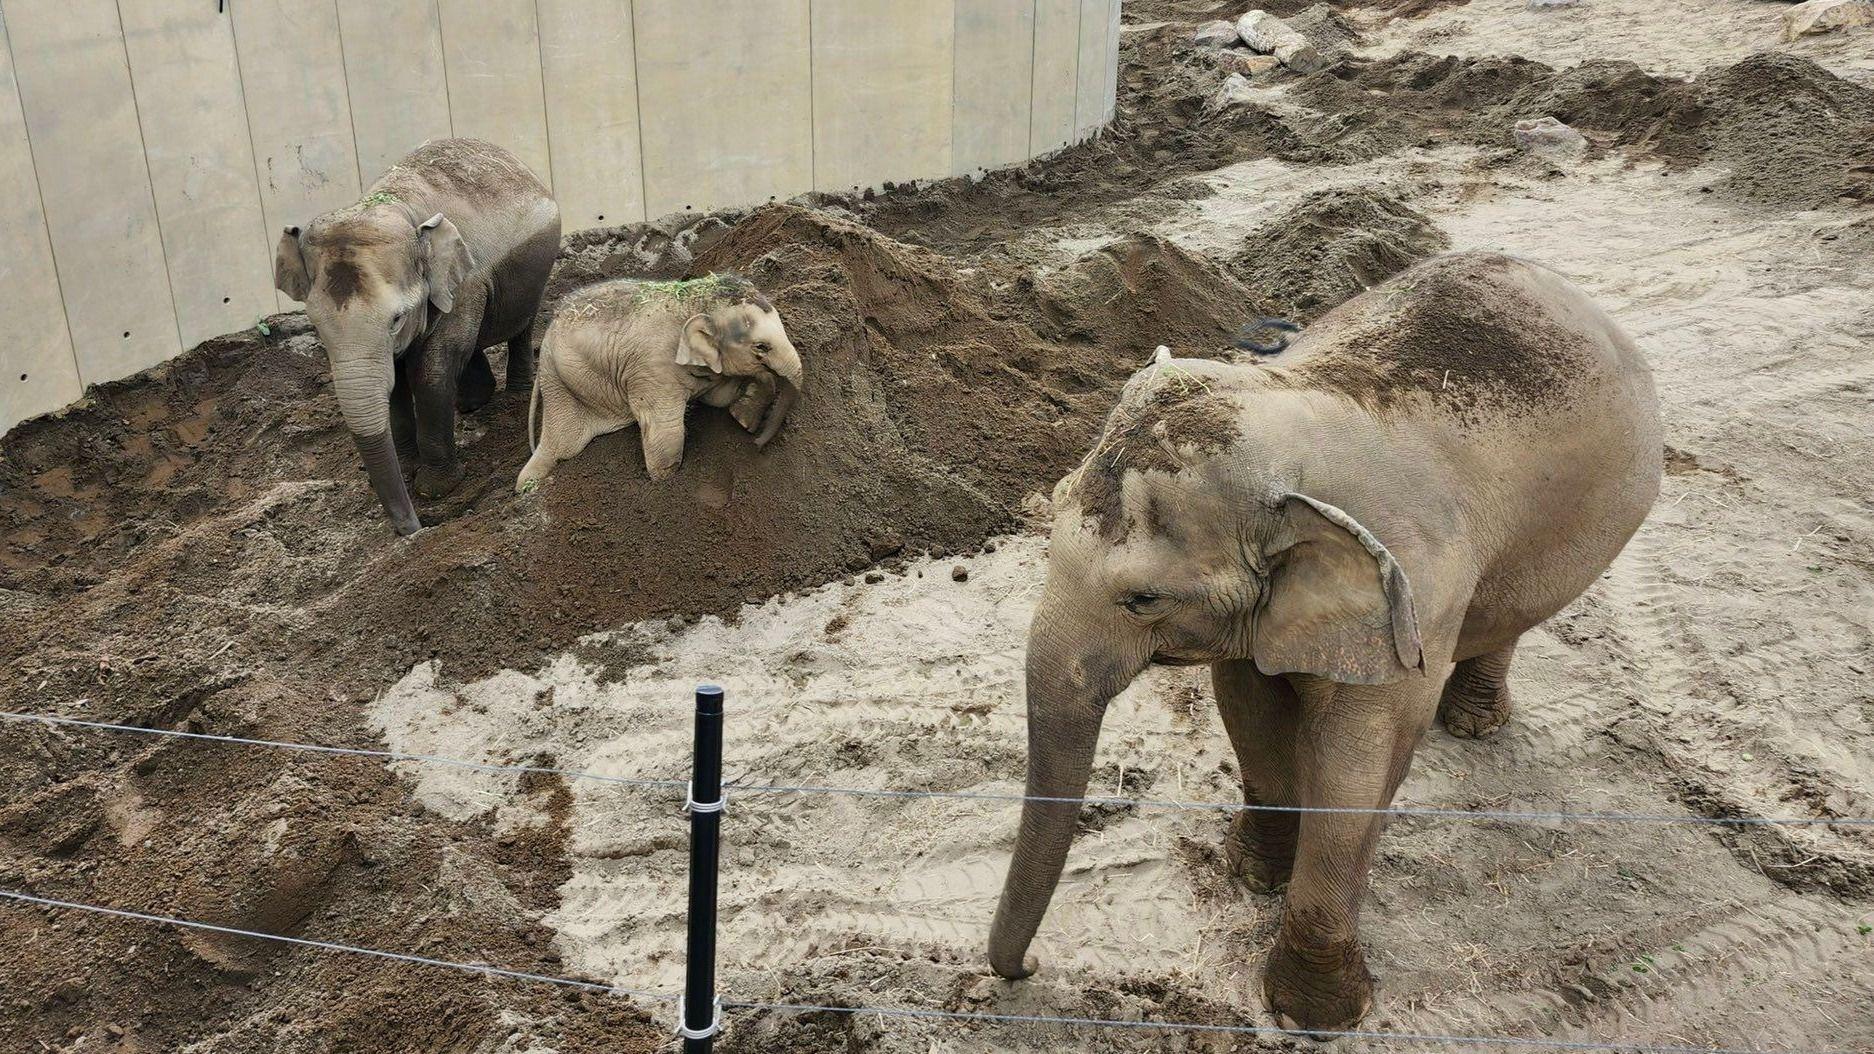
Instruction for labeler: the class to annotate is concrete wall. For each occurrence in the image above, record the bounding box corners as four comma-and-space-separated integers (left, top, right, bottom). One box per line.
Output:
0, 0, 1120, 434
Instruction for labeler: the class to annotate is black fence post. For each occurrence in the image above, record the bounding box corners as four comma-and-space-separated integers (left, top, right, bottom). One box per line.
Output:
680, 684, 725, 1051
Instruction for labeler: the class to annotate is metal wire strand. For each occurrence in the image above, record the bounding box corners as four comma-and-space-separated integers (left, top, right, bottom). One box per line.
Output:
7, 710, 1873, 828
0, 890, 676, 1002
722, 998, 1856, 1054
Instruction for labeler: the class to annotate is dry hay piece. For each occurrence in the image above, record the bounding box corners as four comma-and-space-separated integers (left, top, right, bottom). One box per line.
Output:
1228, 188, 1450, 321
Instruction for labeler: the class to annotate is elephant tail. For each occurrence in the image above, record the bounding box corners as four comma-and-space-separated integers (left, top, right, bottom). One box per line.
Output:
527, 338, 547, 453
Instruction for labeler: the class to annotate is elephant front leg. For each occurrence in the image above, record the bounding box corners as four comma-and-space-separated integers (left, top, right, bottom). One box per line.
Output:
1214, 660, 1302, 893
1265, 674, 1443, 1034
390, 363, 419, 468
633, 394, 689, 481
1439, 642, 1516, 738
410, 347, 467, 499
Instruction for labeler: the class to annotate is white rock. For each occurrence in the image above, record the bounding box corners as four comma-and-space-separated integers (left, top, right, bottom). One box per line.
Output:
1513, 116, 1588, 161
1783, 0, 1874, 40
1192, 19, 1240, 47
1234, 10, 1328, 74
1205, 72, 1259, 114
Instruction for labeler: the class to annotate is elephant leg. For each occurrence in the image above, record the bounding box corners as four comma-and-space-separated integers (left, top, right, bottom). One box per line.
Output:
456, 348, 496, 415
1213, 660, 1302, 894
390, 362, 419, 468
410, 344, 467, 500
633, 395, 688, 481
1439, 642, 1516, 739
1264, 672, 1445, 1034
515, 374, 605, 493
505, 323, 535, 390
728, 374, 777, 434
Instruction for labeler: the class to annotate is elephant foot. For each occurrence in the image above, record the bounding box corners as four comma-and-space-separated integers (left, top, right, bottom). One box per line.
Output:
413, 460, 466, 499
1225, 810, 1297, 894
1438, 679, 1512, 739
1264, 935, 1373, 1036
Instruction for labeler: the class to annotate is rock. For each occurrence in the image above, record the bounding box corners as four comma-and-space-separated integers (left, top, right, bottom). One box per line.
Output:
1527, 0, 1581, 7
1215, 50, 1283, 77
1783, 0, 1874, 40
1234, 10, 1328, 74
1205, 72, 1260, 114
1513, 116, 1589, 161
950, 565, 969, 583
1192, 19, 1240, 47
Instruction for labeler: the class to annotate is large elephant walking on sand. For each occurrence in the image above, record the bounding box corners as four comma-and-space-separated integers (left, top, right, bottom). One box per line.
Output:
986, 253, 1662, 1031
274, 138, 561, 535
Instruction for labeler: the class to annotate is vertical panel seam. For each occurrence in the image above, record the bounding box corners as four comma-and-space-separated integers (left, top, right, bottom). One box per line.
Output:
0, 7, 83, 390
1025, 0, 1038, 158
626, 0, 649, 220
333, 0, 368, 192
1070, 0, 1082, 146
111, 0, 187, 356
531, 0, 555, 192
435, 0, 457, 138
226, 2, 278, 318
806, 0, 818, 193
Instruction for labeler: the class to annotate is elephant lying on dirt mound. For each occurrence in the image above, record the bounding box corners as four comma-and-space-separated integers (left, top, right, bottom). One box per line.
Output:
987, 252, 1662, 1032
515, 275, 803, 490
274, 138, 561, 535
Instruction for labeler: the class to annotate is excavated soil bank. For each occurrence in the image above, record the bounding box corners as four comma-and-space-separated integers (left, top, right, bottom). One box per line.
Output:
1228, 188, 1449, 321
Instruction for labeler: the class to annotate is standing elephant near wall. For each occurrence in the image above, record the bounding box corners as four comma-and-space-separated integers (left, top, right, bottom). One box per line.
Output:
986, 253, 1662, 1031
274, 138, 562, 535
515, 275, 803, 490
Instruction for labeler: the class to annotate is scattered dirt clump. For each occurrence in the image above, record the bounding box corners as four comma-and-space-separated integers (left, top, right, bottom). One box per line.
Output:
1228, 187, 1450, 321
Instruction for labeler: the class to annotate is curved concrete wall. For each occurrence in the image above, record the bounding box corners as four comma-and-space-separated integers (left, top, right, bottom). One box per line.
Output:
0, 0, 1120, 434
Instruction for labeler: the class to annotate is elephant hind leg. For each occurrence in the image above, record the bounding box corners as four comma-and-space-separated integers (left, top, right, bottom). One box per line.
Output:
516, 377, 607, 493
505, 323, 535, 390
456, 349, 496, 415
1439, 642, 1516, 739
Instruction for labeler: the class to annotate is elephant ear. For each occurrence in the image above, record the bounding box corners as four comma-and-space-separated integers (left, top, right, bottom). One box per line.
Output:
418, 213, 475, 313
1252, 492, 1424, 685
274, 227, 311, 302
676, 313, 722, 372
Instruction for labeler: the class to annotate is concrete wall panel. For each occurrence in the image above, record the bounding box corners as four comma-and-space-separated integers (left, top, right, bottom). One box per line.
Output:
1029, 0, 1078, 156
634, 0, 812, 217
952, 0, 1034, 177
336, 0, 452, 185
536, 0, 644, 230
6, 0, 180, 387
1074, 0, 1110, 142
230, 0, 362, 312
437, 0, 552, 188
118, 1, 275, 347
812, 0, 953, 193
0, 11, 82, 431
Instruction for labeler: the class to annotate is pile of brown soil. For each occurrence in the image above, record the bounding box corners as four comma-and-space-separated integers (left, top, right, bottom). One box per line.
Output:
1227, 187, 1450, 321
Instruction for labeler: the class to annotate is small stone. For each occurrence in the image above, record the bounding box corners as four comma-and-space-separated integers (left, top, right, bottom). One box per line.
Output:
1234, 10, 1327, 74
1205, 72, 1259, 114
1513, 116, 1588, 162
1783, 0, 1874, 40
864, 571, 885, 584
1192, 19, 1239, 47
950, 565, 969, 583
1215, 50, 1282, 78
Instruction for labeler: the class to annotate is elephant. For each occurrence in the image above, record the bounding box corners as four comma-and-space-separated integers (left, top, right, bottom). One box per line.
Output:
274, 138, 562, 535
986, 252, 1662, 1032
514, 274, 803, 490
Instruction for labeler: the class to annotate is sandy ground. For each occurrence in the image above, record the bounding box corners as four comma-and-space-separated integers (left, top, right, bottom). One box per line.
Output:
4, 0, 1873, 1051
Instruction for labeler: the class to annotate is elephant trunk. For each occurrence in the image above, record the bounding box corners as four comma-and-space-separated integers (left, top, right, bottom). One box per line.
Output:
331, 349, 420, 536
986, 606, 1144, 979
753, 346, 803, 448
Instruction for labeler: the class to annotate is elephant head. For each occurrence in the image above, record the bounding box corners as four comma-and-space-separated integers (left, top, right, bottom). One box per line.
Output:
986, 359, 1425, 980
674, 287, 804, 447
274, 204, 475, 535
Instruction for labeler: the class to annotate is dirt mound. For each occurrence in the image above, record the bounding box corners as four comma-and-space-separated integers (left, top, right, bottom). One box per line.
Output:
1692, 54, 1874, 206
1228, 188, 1449, 321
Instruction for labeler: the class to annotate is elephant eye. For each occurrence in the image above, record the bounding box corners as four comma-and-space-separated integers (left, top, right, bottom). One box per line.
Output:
1121, 592, 1165, 614
754, 341, 771, 354
389, 311, 404, 330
